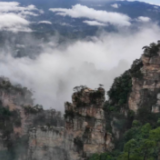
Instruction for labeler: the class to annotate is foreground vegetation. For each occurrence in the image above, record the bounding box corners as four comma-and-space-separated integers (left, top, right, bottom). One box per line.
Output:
90, 118, 160, 160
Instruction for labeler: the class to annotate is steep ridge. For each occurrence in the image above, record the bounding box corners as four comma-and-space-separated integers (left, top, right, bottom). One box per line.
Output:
65, 86, 114, 158
103, 41, 160, 140
28, 86, 114, 160
1, 41, 160, 159
0, 77, 111, 160
129, 42, 160, 113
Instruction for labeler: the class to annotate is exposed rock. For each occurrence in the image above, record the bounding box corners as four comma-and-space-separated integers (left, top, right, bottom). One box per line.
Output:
129, 51, 160, 113
3, 41, 160, 159
64, 87, 114, 158
26, 87, 114, 160
0, 79, 113, 160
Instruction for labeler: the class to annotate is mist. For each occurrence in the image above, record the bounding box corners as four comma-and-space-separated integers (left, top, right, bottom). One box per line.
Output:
0, 24, 159, 111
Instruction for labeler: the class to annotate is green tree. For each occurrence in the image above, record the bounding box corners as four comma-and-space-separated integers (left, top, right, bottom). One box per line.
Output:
138, 139, 156, 160
119, 139, 138, 160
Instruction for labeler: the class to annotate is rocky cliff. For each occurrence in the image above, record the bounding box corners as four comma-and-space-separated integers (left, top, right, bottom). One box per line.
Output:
129, 42, 160, 113
65, 87, 114, 158
28, 86, 114, 160
103, 41, 160, 141
1, 41, 160, 160
0, 77, 64, 160
0, 77, 113, 160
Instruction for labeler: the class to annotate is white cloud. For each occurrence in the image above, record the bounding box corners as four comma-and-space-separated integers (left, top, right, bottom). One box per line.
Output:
111, 3, 119, 8
83, 20, 106, 26
49, 4, 131, 27
60, 22, 73, 27
0, 24, 159, 111
0, 13, 31, 32
0, 1, 41, 32
137, 16, 151, 22
0, 2, 38, 16
38, 21, 52, 25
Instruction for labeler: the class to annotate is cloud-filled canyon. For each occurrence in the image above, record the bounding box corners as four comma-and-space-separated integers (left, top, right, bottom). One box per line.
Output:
0, 1, 160, 111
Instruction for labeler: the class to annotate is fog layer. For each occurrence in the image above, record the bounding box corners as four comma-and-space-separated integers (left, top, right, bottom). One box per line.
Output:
0, 24, 159, 111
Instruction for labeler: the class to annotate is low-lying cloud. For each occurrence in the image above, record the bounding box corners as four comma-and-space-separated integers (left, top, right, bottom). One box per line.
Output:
111, 3, 119, 8
83, 20, 106, 26
0, 23, 159, 111
137, 16, 151, 22
49, 4, 131, 27
0, 1, 41, 32
0, 13, 31, 32
38, 21, 52, 24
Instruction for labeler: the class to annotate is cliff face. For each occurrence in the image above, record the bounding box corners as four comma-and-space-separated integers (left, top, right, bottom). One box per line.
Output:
2, 42, 160, 160
28, 87, 114, 160
0, 77, 65, 160
27, 111, 67, 160
0, 77, 113, 160
128, 43, 160, 113
65, 87, 114, 158
0, 77, 34, 160
103, 42, 160, 141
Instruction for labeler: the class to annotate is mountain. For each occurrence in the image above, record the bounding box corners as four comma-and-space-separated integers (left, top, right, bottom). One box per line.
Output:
1, 1, 160, 159
0, 41, 160, 159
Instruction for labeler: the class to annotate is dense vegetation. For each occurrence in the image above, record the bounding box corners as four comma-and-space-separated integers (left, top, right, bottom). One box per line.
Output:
0, 78, 34, 105
72, 85, 105, 107
0, 100, 28, 160
142, 41, 160, 57
89, 118, 160, 160
23, 104, 43, 114
104, 71, 132, 112
89, 41, 160, 160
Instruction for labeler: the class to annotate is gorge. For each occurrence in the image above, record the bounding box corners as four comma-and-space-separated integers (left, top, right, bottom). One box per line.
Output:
1, 41, 160, 160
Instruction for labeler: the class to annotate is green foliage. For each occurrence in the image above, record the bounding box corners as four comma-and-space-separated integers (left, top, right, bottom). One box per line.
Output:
130, 59, 143, 79
89, 153, 100, 160
131, 70, 143, 79
0, 106, 11, 120
132, 120, 141, 127
74, 137, 83, 151
136, 107, 160, 126
149, 127, 160, 141
112, 117, 127, 131
73, 85, 87, 92
90, 41, 160, 160
23, 104, 43, 114
89, 152, 119, 160
105, 71, 132, 112
142, 41, 160, 57
0, 103, 13, 138
90, 119, 160, 160
11, 110, 21, 127
89, 89, 105, 104
64, 109, 74, 120
73, 85, 105, 107
0, 79, 34, 105
157, 118, 160, 126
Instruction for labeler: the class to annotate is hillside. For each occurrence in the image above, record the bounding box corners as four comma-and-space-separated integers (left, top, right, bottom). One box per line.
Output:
1, 41, 160, 159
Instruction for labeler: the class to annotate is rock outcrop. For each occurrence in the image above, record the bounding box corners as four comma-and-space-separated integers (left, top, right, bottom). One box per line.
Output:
0, 78, 113, 160
128, 42, 160, 113
2, 42, 160, 160
103, 41, 160, 141
28, 87, 114, 160
64, 87, 114, 159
